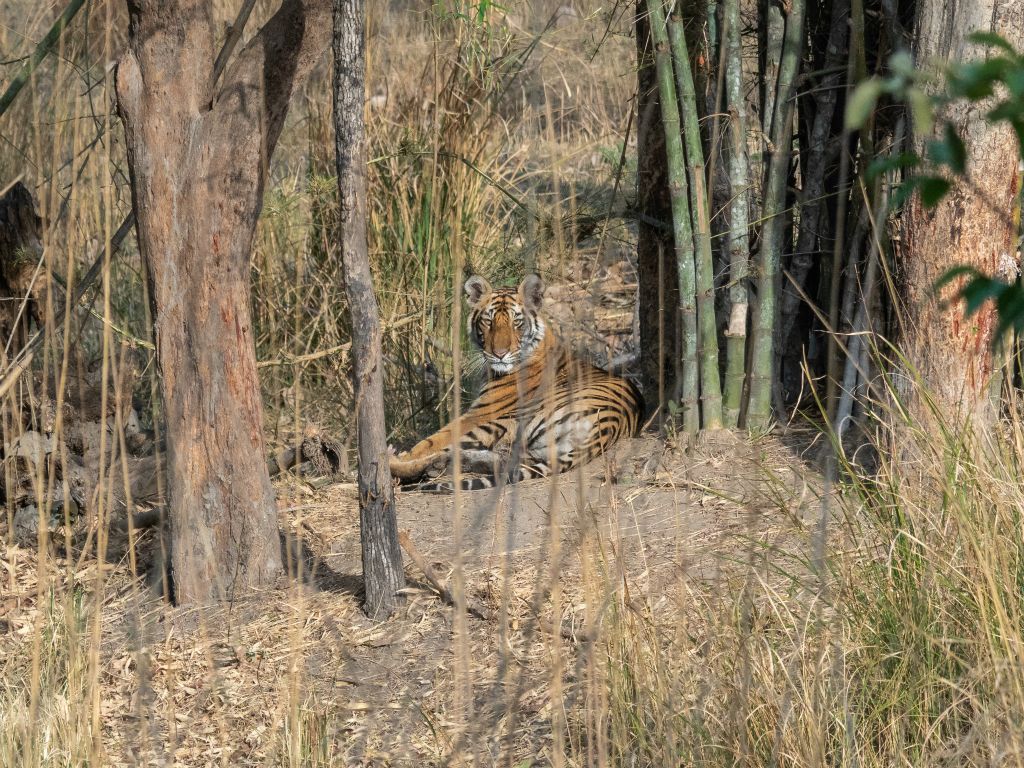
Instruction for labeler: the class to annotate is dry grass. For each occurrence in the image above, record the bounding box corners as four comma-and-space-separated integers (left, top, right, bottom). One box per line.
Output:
4, 1, 1024, 767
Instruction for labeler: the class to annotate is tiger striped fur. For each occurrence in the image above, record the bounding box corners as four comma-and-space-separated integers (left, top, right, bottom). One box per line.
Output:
389, 274, 643, 492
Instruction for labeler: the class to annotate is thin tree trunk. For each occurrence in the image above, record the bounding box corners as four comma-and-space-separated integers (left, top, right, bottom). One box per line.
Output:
722, 0, 749, 427
647, 0, 699, 435
760, 1, 784, 141
900, 0, 1024, 427
835, 177, 885, 443
636, 3, 680, 422
777, 0, 848, 402
0, 182, 44, 355
333, 0, 405, 619
746, 0, 805, 428
826, 0, 867, 417
668, 4, 723, 430
117, 0, 331, 603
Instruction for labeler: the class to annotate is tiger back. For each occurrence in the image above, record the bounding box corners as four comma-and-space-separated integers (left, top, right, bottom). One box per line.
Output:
388, 273, 644, 491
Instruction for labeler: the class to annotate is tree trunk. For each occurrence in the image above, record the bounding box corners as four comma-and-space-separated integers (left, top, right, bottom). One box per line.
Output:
116, 0, 331, 603
746, 0, 805, 428
648, 0, 699, 436
636, 1, 680, 423
901, 0, 1024, 426
722, 0, 750, 427
777, 0, 848, 404
333, 0, 405, 619
668, 7, 724, 430
0, 182, 44, 356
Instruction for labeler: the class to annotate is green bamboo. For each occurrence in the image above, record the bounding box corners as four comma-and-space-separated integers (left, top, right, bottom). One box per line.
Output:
0, 0, 87, 119
746, 0, 805, 428
667, 5, 723, 429
646, 0, 699, 436
721, 0, 749, 427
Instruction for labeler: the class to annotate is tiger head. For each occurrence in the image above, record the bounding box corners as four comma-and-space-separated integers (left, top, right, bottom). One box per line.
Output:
464, 274, 546, 375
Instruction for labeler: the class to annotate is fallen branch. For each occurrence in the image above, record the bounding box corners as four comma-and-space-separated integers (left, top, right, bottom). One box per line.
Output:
397, 529, 492, 621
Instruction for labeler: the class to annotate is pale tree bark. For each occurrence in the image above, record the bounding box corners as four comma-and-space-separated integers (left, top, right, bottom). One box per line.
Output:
116, 0, 331, 603
333, 0, 405, 618
901, 0, 1024, 426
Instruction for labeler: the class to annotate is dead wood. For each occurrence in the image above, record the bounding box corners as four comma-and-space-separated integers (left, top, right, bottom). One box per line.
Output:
268, 427, 348, 479
0, 181, 45, 352
397, 529, 492, 621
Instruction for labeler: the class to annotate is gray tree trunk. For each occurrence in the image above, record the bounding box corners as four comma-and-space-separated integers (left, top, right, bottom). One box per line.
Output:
116, 0, 332, 603
333, 0, 406, 619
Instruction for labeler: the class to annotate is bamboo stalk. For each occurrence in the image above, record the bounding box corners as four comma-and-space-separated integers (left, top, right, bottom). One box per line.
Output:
761, 3, 784, 140
721, 0, 749, 427
647, 0, 699, 435
835, 176, 887, 443
746, 0, 805, 428
667, 3, 723, 429
0, 0, 87, 119
826, 0, 869, 417
778, 0, 849, 396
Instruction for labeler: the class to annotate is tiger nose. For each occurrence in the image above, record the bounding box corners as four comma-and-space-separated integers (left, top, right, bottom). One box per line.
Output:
492, 345, 510, 358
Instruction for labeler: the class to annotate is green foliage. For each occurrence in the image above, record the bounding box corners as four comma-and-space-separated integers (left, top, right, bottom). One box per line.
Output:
935, 267, 1024, 344
846, 33, 1024, 346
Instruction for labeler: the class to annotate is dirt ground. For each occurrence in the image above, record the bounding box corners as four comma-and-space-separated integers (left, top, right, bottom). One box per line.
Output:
0, 428, 825, 766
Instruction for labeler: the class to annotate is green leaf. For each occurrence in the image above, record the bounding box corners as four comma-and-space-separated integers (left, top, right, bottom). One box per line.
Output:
960, 276, 1005, 316
866, 152, 920, 180
949, 59, 1009, 99
919, 176, 951, 208
889, 178, 922, 211
906, 87, 934, 136
967, 31, 1019, 57
845, 78, 884, 130
934, 265, 981, 292
888, 50, 916, 80
994, 287, 1024, 341
1003, 67, 1024, 98
926, 123, 966, 173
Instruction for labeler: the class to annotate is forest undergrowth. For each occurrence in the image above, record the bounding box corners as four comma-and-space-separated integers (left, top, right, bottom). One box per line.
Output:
1, 0, 1024, 765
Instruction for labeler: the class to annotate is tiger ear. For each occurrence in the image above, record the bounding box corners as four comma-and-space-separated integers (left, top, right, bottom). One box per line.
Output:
519, 274, 544, 312
464, 275, 491, 306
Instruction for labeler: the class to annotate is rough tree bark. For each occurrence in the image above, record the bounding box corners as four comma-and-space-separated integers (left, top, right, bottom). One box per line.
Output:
901, 0, 1024, 426
333, 0, 405, 618
116, 0, 332, 603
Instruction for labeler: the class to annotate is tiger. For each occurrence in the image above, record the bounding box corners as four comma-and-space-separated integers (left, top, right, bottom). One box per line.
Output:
389, 273, 644, 492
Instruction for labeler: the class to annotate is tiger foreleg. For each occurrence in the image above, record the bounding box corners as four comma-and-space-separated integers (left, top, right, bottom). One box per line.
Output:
389, 420, 508, 482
